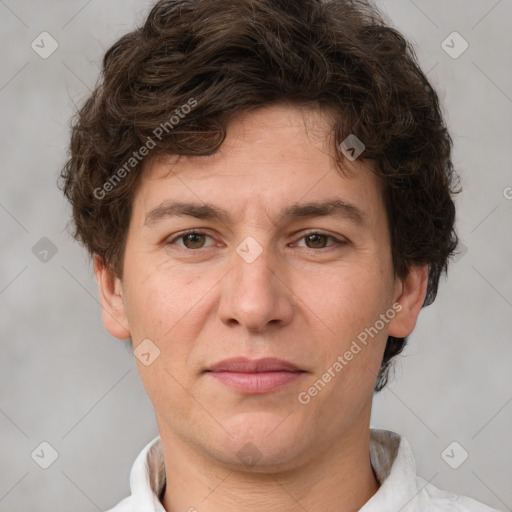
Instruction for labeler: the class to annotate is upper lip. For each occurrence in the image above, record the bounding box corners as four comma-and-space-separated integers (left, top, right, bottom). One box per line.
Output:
206, 357, 303, 373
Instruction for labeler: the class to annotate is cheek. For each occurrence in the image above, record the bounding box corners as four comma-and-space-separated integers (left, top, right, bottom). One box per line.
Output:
122, 258, 184, 340
300, 263, 393, 386
122, 265, 205, 406
122, 256, 218, 357
303, 264, 390, 331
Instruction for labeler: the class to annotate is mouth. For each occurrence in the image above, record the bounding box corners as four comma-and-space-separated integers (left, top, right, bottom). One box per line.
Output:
204, 357, 307, 394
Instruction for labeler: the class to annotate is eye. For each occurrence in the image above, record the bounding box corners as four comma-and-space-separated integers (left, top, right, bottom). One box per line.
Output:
169, 231, 214, 249
167, 230, 346, 251
295, 232, 345, 249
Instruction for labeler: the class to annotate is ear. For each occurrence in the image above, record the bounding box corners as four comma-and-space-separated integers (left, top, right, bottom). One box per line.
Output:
388, 264, 429, 338
93, 255, 131, 340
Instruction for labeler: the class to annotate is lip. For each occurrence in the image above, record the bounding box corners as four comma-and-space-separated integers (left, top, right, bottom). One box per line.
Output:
205, 357, 306, 394
207, 357, 302, 373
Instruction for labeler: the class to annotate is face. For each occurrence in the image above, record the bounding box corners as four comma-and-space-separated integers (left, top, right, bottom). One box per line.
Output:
97, 104, 427, 471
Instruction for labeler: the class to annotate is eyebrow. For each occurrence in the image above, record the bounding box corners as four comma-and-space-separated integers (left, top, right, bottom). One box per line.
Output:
144, 198, 367, 227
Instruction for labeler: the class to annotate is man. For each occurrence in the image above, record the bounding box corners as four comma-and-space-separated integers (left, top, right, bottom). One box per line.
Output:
60, 0, 501, 510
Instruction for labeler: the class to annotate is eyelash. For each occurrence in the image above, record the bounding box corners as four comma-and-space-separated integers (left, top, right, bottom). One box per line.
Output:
167, 230, 347, 251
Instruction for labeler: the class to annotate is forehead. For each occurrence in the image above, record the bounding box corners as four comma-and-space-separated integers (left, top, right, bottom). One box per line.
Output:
134, 104, 384, 227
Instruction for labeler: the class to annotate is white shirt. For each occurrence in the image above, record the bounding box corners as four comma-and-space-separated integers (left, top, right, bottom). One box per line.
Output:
106, 429, 501, 512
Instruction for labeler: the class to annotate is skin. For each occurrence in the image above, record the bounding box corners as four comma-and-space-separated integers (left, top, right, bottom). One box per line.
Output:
96, 104, 428, 512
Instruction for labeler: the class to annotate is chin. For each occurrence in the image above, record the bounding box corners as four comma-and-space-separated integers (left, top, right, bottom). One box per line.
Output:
210, 412, 312, 471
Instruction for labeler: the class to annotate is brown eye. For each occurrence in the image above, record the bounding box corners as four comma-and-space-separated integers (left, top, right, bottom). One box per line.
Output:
166, 230, 216, 252
304, 233, 329, 248
182, 232, 207, 249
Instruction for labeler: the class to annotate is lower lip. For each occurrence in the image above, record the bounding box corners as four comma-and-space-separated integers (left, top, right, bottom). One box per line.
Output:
207, 371, 304, 393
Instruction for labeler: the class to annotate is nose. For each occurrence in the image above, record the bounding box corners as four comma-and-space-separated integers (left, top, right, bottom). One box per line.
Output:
217, 240, 294, 333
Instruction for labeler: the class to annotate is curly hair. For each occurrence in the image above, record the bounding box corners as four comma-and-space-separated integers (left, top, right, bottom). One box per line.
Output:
60, 0, 460, 391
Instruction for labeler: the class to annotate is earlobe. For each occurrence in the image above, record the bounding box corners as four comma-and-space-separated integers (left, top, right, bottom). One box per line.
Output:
388, 264, 429, 339
93, 255, 131, 340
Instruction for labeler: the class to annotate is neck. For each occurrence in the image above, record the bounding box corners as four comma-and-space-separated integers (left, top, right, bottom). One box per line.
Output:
159, 420, 379, 512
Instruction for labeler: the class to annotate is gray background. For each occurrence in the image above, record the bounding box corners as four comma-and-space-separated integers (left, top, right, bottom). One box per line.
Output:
1, 0, 511, 510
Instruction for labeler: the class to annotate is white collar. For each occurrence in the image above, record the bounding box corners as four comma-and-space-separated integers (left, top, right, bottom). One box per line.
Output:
116, 429, 497, 512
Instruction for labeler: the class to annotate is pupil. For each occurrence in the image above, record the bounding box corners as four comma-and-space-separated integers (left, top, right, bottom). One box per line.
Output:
307, 234, 326, 248
186, 233, 203, 248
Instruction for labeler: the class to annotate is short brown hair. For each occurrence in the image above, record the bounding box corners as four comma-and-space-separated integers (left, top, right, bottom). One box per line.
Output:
60, 0, 460, 390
